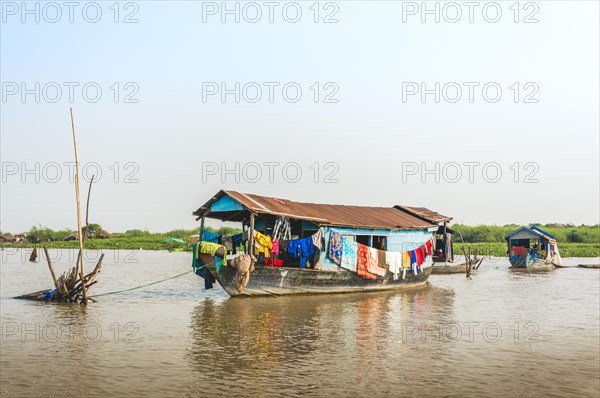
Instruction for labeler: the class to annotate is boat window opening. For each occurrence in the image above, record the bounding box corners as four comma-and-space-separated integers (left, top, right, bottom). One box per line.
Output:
373, 236, 387, 250
355, 235, 387, 250
356, 235, 370, 246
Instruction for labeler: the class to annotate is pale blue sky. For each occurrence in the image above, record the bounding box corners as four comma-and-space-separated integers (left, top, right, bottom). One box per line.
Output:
1, 1, 598, 232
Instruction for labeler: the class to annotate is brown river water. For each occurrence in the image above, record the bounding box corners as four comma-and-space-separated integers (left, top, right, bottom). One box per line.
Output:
1, 249, 599, 397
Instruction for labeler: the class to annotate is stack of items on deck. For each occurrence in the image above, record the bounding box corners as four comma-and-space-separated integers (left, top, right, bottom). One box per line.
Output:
252, 227, 325, 269
327, 231, 435, 280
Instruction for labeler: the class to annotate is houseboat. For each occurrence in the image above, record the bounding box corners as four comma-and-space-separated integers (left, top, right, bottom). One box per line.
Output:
395, 206, 482, 274
505, 226, 562, 271
191, 190, 443, 297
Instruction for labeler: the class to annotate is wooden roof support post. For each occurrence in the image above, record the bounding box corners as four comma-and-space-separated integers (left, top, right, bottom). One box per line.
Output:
248, 212, 255, 257
199, 216, 205, 243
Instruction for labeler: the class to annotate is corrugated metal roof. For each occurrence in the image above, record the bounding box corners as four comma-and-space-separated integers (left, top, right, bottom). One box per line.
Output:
193, 190, 436, 230
394, 205, 453, 224
505, 226, 556, 242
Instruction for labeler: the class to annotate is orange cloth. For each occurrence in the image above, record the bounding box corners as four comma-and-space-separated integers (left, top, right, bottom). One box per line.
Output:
357, 244, 377, 280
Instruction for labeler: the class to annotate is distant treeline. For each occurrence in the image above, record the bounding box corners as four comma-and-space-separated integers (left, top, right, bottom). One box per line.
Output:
2, 224, 598, 244
452, 224, 599, 244
1, 225, 241, 244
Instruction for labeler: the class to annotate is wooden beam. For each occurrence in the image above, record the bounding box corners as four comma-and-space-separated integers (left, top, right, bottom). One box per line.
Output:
248, 212, 255, 256
43, 246, 59, 289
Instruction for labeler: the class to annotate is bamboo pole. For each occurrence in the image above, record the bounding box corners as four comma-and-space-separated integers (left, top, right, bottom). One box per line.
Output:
70, 108, 88, 303
43, 246, 59, 289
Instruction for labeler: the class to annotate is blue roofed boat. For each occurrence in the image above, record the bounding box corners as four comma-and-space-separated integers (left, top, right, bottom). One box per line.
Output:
191, 190, 443, 297
505, 225, 562, 271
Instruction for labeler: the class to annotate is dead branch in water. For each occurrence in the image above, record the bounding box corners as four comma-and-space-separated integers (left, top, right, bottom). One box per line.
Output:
16, 109, 103, 304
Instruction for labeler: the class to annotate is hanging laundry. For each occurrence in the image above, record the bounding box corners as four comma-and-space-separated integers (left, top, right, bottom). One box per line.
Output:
287, 236, 314, 268
311, 227, 325, 250
367, 246, 387, 277
401, 251, 411, 269
410, 250, 417, 266
357, 244, 377, 280
191, 249, 215, 290
232, 233, 243, 245
385, 251, 403, 280
376, 249, 388, 271
340, 236, 358, 272
253, 230, 273, 258
271, 239, 280, 256
194, 241, 227, 271
415, 246, 424, 266
425, 239, 432, 256
328, 230, 343, 265
201, 230, 220, 243
232, 233, 243, 254
279, 240, 289, 256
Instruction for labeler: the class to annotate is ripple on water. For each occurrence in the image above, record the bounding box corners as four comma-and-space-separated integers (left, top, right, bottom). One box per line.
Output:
1, 251, 599, 397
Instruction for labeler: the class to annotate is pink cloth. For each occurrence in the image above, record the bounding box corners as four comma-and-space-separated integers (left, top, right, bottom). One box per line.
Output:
271, 239, 280, 256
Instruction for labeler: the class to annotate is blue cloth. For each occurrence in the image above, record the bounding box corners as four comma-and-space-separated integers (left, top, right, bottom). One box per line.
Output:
341, 237, 358, 272
201, 230, 220, 243
328, 230, 343, 265
287, 236, 314, 268
232, 233, 243, 247
194, 262, 214, 289
409, 250, 416, 273
43, 289, 57, 300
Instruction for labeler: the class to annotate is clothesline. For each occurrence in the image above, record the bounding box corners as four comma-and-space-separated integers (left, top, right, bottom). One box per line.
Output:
196, 227, 435, 281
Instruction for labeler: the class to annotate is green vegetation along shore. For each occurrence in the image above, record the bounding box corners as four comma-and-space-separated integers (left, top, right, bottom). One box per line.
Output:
1, 224, 598, 257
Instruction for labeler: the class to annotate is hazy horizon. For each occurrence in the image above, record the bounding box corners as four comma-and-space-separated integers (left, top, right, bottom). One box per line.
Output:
2, 1, 599, 232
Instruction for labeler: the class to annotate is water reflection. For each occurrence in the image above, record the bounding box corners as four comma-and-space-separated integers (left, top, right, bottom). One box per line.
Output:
186, 285, 457, 395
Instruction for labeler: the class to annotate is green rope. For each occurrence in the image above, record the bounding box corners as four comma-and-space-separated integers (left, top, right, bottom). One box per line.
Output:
90, 261, 214, 298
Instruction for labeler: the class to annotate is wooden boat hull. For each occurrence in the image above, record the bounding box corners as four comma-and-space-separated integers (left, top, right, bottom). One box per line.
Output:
431, 263, 466, 274
431, 258, 483, 274
216, 264, 432, 297
578, 264, 600, 269
509, 257, 556, 271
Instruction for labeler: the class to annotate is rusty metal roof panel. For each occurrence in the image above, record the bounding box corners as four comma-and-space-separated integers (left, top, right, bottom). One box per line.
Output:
194, 190, 437, 230
394, 205, 453, 224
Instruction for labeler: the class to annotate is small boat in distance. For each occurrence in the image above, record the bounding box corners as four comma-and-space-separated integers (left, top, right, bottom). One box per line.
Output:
505, 226, 562, 271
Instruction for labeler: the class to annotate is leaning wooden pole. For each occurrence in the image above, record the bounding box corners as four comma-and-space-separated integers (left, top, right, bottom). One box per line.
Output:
84, 175, 95, 241
43, 246, 59, 289
70, 108, 88, 303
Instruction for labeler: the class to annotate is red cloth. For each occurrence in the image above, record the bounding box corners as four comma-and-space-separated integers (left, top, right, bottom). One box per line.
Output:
415, 246, 424, 265
357, 244, 377, 280
425, 240, 432, 256
420, 245, 427, 261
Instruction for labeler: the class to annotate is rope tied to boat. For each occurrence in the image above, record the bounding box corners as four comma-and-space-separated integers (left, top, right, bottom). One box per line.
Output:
90, 260, 216, 298
230, 254, 256, 293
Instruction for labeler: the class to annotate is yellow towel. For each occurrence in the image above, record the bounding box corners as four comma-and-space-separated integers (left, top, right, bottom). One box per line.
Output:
253, 230, 273, 258
401, 252, 411, 269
